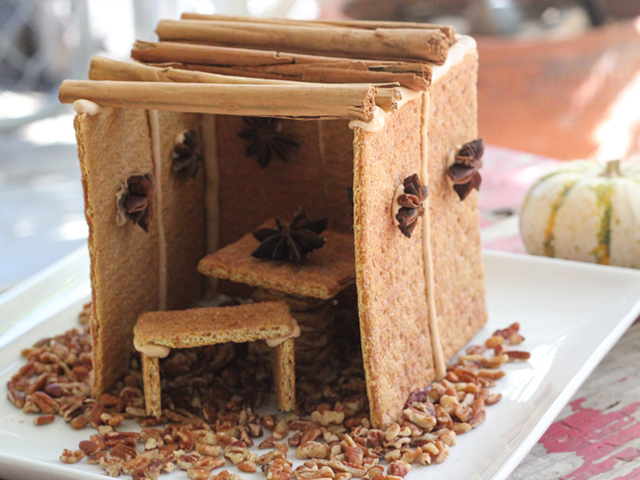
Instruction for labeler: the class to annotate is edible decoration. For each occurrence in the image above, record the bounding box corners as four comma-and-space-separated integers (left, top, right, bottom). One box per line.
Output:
238, 117, 299, 167
133, 336, 170, 358
395, 173, 428, 238
251, 208, 327, 263
448, 138, 484, 201
8, 310, 528, 476
520, 159, 640, 268
72, 99, 102, 116
266, 324, 302, 347
171, 129, 201, 179
115, 174, 154, 232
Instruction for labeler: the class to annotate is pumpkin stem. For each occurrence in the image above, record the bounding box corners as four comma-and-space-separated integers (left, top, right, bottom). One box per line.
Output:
601, 159, 622, 178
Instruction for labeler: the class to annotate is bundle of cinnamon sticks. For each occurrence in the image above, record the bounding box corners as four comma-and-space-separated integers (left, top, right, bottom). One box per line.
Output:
59, 15, 456, 119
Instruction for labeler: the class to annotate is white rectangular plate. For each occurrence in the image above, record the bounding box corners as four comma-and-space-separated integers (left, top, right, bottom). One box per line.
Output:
1, 248, 640, 480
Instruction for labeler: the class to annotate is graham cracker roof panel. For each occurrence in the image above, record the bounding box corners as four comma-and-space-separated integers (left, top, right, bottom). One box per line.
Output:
198, 227, 356, 300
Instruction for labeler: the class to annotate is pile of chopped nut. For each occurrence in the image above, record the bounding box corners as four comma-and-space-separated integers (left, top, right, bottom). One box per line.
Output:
6, 304, 529, 480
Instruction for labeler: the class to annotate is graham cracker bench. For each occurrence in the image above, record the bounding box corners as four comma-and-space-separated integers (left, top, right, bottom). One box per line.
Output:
133, 301, 298, 417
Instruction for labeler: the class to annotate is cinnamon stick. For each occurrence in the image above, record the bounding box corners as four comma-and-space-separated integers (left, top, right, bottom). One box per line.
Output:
59, 80, 380, 121
131, 41, 431, 89
155, 19, 450, 64
132, 40, 294, 67
89, 58, 404, 111
169, 61, 428, 91
180, 13, 456, 44
89, 56, 288, 85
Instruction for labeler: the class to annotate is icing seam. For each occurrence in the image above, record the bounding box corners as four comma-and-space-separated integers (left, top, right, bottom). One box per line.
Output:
421, 92, 446, 380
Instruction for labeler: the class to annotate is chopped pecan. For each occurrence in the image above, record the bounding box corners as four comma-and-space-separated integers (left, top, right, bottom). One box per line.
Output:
450, 422, 472, 435
402, 408, 436, 431
507, 351, 531, 361
311, 410, 345, 427
273, 419, 290, 440
297, 442, 330, 460
196, 456, 226, 470
469, 409, 486, 428
70, 415, 89, 430
266, 456, 293, 480
344, 446, 364, 466
79, 439, 103, 455
238, 460, 258, 473
480, 354, 509, 368
387, 461, 411, 478
33, 414, 55, 426
493, 323, 520, 339
60, 448, 85, 464
478, 369, 505, 380
188, 468, 213, 480
197, 443, 222, 457
110, 443, 138, 461
465, 345, 486, 355
494, 343, 507, 355
30, 391, 59, 414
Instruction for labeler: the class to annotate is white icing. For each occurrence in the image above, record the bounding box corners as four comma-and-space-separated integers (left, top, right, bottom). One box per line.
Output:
395, 87, 422, 109
349, 35, 477, 133
134, 337, 170, 358
348, 107, 388, 133
266, 324, 301, 347
432, 35, 477, 84
148, 110, 168, 311
73, 99, 102, 116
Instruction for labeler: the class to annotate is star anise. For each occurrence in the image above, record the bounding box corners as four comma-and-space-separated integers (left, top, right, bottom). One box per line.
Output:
117, 174, 154, 232
238, 117, 299, 167
172, 129, 202, 180
396, 173, 428, 238
448, 138, 484, 201
251, 209, 327, 263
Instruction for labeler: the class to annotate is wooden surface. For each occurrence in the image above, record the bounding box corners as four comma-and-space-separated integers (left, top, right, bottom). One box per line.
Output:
479, 146, 640, 479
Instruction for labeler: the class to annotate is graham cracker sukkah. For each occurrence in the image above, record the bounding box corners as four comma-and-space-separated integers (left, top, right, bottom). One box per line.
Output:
4, 12, 526, 480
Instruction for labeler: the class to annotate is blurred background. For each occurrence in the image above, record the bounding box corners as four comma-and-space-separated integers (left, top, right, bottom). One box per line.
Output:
1, 0, 640, 291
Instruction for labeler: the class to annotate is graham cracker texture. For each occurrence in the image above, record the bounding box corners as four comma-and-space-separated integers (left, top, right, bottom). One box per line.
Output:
212, 116, 355, 248
156, 111, 206, 311
428, 52, 488, 362
142, 355, 161, 417
198, 226, 356, 300
134, 302, 298, 348
352, 97, 435, 429
136, 302, 297, 414
75, 107, 207, 397
75, 107, 160, 397
272, 338, 296, 411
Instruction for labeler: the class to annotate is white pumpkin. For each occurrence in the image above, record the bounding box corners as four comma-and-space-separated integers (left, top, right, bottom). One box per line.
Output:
519, 160, 640, 268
